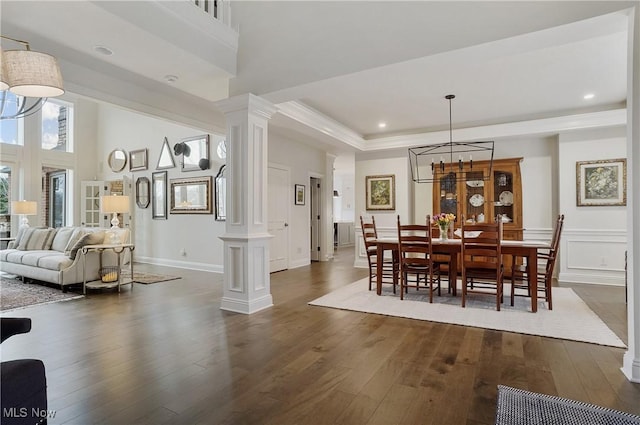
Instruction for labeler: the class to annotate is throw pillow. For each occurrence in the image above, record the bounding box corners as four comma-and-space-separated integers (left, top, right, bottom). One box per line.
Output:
68, 230, 106, 260
64, 229, 87, 256
17, 228, 57, 251
51, 227, 75, 252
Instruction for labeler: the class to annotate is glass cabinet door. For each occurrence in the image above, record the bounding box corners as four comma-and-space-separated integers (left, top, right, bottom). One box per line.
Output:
493, 171, 514, 224
439, 172, 458, 216
464, 171, 486, 222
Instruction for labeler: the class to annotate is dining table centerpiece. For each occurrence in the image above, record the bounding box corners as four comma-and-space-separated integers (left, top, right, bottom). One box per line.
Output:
432, 213, 456, 240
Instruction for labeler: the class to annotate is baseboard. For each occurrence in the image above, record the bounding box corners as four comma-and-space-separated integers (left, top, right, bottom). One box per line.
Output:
135, 256, 223, 274
559, 272, 625, 286
289, 258, 310, 269
220, 294, 273, 314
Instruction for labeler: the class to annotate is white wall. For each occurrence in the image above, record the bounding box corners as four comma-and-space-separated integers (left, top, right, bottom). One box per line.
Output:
558, 126, 627, 285
269, 131, 328, 268
95, 103, 226, 272
333, 153, 355, 223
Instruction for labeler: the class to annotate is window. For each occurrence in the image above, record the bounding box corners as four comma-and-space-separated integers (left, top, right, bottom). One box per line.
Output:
42, 99, 73, 152
42, 167, 67, 228
0, 92, 23, 145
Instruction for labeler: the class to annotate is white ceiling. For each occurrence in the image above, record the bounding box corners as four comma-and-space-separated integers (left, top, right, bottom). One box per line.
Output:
0, 1, 633, 149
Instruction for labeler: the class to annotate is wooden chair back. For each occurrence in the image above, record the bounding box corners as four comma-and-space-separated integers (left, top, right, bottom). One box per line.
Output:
360, 215, 378, 254
461, 222, 503, 274
543, 214, 565, 280
397, 215, 440, 301
397, 215, 433, 270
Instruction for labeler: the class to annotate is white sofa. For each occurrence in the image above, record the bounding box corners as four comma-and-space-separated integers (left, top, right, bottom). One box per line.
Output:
0, 226, 130, 291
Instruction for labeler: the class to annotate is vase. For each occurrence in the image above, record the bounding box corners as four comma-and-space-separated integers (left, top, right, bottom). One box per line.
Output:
439, 224, 449, 240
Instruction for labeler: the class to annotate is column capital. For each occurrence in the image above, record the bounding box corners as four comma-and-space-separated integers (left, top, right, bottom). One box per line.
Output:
215, 93, 277, 120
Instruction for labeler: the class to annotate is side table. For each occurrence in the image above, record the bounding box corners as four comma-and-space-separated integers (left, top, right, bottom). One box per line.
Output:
81, 243, 135, 295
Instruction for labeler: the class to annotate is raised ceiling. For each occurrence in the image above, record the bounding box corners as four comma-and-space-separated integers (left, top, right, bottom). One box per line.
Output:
0, 1, 633, 148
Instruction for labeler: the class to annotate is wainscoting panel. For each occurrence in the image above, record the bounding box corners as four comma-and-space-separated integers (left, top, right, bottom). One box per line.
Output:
559, 229, 626, 286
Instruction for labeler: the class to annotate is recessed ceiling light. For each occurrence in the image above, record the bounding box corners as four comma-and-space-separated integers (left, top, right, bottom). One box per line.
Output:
93, 45, 113, 56
378, 122, 387, 128
583, 93, 595, 100
164, 75, 179, 83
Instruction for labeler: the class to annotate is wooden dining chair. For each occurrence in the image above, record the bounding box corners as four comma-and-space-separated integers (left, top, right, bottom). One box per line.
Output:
461, 221, 504, 310
397, 215, 441, 302
360, 215, 398, 292
511, 214, 564, 309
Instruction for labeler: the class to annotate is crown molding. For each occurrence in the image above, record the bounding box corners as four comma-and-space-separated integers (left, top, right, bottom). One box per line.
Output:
273, 100, 626, 153
276, 101, 366, 150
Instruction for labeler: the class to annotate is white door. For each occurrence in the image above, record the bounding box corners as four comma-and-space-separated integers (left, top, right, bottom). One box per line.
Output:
310, 177, 320, 261
80, 181, 104, 227
268, 166, 289, 273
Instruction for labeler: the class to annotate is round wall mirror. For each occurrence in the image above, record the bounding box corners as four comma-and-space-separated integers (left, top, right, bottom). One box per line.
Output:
136, 177, 150, 209
108, 149, 128, 172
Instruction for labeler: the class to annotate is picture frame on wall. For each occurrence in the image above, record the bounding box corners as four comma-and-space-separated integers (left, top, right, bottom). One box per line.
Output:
295, 184, 305, 205
130, 148, 148, 171
152, 171, 168, 219
366, 174, 396, 211
576, 158, 626, 206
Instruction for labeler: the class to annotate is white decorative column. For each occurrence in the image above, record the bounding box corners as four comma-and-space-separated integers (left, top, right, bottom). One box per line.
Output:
623, 5, 640, 383
215, 94, 277, 314
324, 153, 337, 260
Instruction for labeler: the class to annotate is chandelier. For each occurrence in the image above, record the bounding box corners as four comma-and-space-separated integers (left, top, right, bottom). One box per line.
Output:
409, 94, 494, 183
0, 35, 65, 121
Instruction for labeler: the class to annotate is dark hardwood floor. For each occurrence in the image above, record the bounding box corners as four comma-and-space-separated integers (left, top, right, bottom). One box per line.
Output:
2, 247, 639, 424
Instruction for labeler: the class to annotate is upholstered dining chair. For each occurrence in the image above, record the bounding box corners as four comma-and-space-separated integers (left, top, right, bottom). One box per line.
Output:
511, 214, 564, 309
360, 215, 398, 292
397, 215, 441, 302
461, 221, 504, 310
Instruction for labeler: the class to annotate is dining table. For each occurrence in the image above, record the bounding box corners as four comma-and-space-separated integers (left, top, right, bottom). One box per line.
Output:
374, 237, 551, 313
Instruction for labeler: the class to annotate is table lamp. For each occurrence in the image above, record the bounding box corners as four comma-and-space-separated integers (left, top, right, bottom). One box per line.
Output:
101, 194, 130, 229
11, 200, 37, 228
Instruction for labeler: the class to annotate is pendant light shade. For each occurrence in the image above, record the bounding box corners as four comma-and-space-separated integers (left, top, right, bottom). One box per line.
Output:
3, 49, 64, 97
0, 48, 9, 91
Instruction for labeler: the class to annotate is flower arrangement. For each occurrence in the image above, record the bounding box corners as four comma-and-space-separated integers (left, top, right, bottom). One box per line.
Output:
432, 212, 456, 228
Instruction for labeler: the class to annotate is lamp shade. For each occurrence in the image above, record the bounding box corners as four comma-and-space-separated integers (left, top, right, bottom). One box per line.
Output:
101, 195, 130, 214
11, 200, 37, 215
0, 48, 9, 91
3, 49, 64, 97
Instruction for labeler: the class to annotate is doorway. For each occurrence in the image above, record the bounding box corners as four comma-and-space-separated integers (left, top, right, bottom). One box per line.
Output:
310, 176, 321, 262
268, 165, 290, 273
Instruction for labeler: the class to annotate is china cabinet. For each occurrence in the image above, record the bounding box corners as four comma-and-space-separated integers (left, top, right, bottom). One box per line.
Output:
432, 157, 523, 240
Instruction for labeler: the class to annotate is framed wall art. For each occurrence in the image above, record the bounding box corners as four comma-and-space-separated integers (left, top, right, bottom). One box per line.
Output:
295, 184, 305, 206
129, 148, 148, 171
152, 171, 168, 219
366, 174, 395, 211
576, 158, 626, 206
170, 176, 213, 214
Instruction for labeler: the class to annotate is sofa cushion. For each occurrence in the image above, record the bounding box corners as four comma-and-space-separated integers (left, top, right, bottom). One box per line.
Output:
17, 228, 57, 251
0, 248, 18, 262
19, 251, 55, 267
68, 230, 105, 260
51, 227, 75, 252
36, 253, 74, 271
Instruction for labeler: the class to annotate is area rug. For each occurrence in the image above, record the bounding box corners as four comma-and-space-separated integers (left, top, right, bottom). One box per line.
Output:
495, 385, 640, 424
0, 275, 83, 312
120, 270, 181, 284
309, 278, 626, 348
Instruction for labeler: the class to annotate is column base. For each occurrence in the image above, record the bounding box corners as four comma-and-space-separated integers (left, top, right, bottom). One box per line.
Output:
622, 352, 640, 383
221, 294, 273, 315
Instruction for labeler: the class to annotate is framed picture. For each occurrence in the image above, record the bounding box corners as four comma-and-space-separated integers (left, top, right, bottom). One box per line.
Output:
295, 184, 305, 205
576, 158, 626, 206
130, 148, 148, 171
152, 171, 167, 219
170, 176, 213, 214
366, 174, 395, 210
